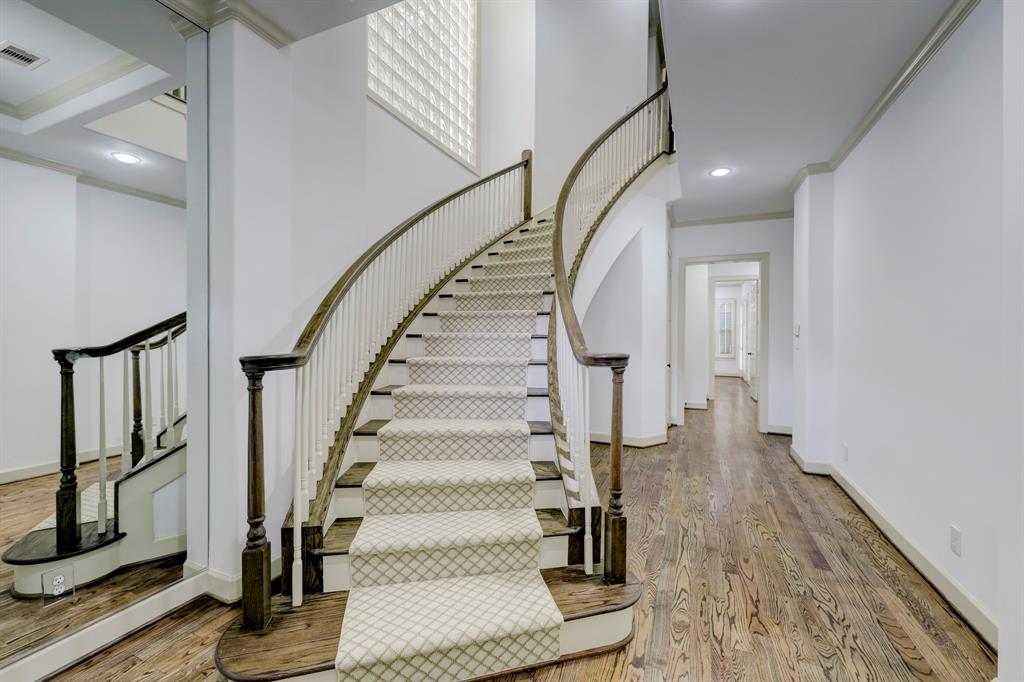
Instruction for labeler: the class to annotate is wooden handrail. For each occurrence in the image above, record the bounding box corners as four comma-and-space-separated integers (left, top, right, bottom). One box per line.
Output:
551, 83, 669, 369
53, 312, 186, 363
550, 82, 672, 586
51, 312, 187, 551
238, 153, 533, 631
239, 158, 530, 374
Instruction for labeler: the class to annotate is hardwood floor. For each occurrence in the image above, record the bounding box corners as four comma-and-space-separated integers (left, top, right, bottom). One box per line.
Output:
0, 456, 185, 667
54, 378, 996, 680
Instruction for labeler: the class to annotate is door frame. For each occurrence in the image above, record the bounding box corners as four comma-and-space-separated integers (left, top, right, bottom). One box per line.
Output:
708, 275, 759, 400
676, 253, 770, 433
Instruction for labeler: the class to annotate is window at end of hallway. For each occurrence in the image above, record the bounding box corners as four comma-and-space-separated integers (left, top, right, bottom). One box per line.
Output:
367, 0, 478, 171
717, 299, 735, 358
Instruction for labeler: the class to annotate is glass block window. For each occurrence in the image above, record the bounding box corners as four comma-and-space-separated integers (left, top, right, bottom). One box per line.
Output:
368, 0, 478, 170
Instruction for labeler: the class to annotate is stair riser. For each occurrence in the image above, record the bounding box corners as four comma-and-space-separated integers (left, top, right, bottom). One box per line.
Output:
422, 335, 532, 358
368, 394, 550, 421
479, 260, 552, 278
423, 293, 552, 314
349, 432, 556, 463
385, 362, 547, 388
393, 394, 527, 420
321, 534, 568, 593
407, 314, 547, 335
331, 478, 566, 520
495, 245, 550, 261
457, 274, 552, 293
400, 336, 547, 359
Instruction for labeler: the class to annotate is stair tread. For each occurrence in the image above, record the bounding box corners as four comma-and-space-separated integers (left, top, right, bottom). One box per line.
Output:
407, 331, 544, 339
363, 459, 536, 491
423, 311, 550, 316
355, 418, 553, 436
337, 460, 560, 488
390, 357, 547, 365
322, 508, 575, 555
350, 508, 541, 556
335, 570, 562, 676
380, 418, 530, 437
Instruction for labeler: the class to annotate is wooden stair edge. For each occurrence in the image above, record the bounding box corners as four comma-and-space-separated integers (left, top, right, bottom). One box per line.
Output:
214, 565, 639, 682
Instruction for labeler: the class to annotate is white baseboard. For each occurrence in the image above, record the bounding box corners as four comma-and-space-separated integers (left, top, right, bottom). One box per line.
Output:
767, 424, 792, 435
788, 445, 831, 475
590, 432, 667, 448
205, 554, 283, 604
0, 573, 208, 681
714, 371, 743, 377
684, 401, 708, 410
0, 445, 124, 484
828, 464, 998, 649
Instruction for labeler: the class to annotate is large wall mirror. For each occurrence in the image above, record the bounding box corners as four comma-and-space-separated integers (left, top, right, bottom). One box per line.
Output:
0, 0, 208, 671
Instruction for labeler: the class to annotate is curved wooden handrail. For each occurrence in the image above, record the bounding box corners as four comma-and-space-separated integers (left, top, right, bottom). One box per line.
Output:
551, 83, 670, 369
53, 312, 186, 363
240, 158, 530, 374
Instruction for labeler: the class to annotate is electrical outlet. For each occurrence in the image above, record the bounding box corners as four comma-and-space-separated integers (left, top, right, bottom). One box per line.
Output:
843, 444, 849, 462
950, 525, 963, 557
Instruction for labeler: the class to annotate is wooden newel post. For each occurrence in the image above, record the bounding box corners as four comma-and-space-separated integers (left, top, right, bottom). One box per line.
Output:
54, 353, 80, 552
521, 149, 533, 221
242, 368, 272, 631
603, 365, 627, 585
131, 349, 144, 466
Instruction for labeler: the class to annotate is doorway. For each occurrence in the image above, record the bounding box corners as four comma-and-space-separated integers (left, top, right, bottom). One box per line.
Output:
675, 255, 769, 432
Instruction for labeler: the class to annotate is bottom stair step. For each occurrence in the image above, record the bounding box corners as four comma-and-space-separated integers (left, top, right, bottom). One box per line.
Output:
335, 570, 563, 681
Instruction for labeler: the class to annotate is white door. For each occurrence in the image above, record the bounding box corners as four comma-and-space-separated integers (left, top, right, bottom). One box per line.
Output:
747, 282, 760, 401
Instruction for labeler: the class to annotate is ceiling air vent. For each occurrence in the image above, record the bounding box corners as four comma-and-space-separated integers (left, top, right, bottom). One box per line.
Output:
0, 41, 48, 70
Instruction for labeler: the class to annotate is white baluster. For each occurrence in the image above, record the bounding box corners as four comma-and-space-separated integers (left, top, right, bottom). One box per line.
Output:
144, 341, 154, 462
98, 357, 108, 533
292, 365, 304, 607
159, 343, 167, 435
165, 331, 175, 447
122, 350, 130, 472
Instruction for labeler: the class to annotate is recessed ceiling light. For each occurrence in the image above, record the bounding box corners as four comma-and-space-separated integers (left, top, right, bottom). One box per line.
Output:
709, 167, 732, 177
111, 152, 141, 165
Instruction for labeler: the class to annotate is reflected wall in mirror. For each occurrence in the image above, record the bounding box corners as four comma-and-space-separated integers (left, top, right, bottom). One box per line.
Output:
0, 0, 206, 669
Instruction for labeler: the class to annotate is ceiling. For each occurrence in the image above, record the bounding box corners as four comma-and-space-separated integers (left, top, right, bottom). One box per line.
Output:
247, 0, 399, 42
661, 0, 951, 224
0, 0, 192, 202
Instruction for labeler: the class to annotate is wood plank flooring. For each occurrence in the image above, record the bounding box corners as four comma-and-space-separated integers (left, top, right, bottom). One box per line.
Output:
0, 456, 185, 666
53, 378, 996, 680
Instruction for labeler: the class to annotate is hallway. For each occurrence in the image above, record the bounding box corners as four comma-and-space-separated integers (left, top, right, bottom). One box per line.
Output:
56, 377, 996, 680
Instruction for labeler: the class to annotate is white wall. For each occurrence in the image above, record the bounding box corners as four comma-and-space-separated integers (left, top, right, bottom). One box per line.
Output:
671, 218, 793, 431
1000, 0, 1024, 675
792, 172, 835, 468
534, 0, 648, 210
0, 159, 78, 478
682, 264, 709, 410
0, 159, 186, 480
829, 0, 1001, 637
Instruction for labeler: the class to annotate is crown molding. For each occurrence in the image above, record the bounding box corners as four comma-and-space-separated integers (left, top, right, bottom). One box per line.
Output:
0, 146, 82, 176
2, 53, 147, 121
0, 146, 185, 208
787, 0, 980, 194
78, 175, 186, 209
158, 0, 295, 48
672, 210, 794, 229
787, 161, 833, 195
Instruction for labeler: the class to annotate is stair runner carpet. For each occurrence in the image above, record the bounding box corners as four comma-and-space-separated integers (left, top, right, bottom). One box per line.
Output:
335, 228, 562, 680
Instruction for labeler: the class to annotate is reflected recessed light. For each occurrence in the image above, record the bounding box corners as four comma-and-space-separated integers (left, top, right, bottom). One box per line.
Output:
709, 167, 732, 177
111, 152, 141, 165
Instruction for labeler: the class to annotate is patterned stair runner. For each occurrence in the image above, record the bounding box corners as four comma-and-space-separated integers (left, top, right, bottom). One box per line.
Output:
335, 224, 563, 680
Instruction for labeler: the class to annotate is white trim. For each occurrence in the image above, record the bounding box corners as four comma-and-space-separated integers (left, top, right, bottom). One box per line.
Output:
787, 0, 981, 194
589, 432, 667, 448
714, 371, 743, 378
766, 424, 792, 435
0, 445, 123, 484
829, 464, 998, 648
204, 554, 282, 603
78, 175, 187, 209
788, 444, 830, 475
683, 401, 708, 410
0, 54, 147, 120
672, 210, 793, 229
157, 0, 295, 48
0, 573, 208, 681
0, 147, 186, 208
